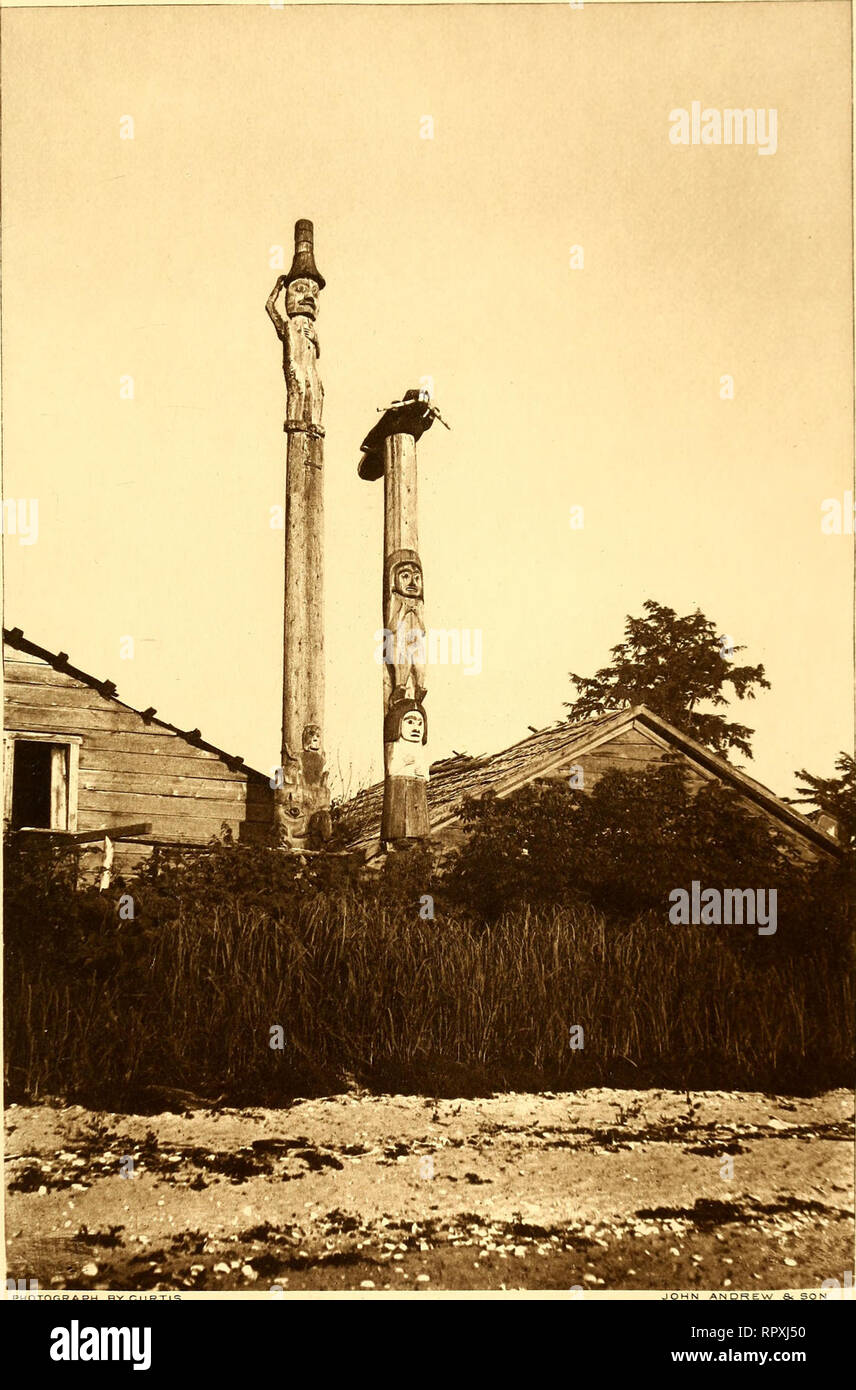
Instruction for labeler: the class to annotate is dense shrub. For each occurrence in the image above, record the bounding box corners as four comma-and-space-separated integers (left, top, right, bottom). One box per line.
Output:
4, 834, 124, 975
444, 762, 853, 958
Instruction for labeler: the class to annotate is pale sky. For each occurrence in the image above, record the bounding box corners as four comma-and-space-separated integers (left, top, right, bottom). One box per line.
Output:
1, 1, 852, 802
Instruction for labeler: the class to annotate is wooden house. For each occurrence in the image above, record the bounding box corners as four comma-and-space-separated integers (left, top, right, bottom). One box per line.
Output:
2, 627, 275, 880
342, 704, 840, 860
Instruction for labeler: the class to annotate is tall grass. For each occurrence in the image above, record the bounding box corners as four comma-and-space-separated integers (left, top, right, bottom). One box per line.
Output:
5, 897, 852, 1105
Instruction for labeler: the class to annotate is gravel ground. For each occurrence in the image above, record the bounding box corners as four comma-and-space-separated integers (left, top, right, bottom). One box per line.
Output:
5, 1088, 853, 1294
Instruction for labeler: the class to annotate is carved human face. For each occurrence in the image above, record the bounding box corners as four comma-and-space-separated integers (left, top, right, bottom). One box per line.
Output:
302, 725, 322, 752
395, 562, 423, 599
400, 711, 425, 744
286, 277, 320, 320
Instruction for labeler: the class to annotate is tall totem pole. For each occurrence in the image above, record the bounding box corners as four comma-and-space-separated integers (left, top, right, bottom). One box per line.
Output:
266, 220, 331, 847
358, 389, 446, 847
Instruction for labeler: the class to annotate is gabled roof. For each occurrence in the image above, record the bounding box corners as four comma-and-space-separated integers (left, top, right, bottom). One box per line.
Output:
342, 705, 840, 855
3, 627, 270, 784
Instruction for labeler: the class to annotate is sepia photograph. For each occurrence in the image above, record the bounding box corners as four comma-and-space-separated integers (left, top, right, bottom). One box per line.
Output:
1, 0, 853, 1335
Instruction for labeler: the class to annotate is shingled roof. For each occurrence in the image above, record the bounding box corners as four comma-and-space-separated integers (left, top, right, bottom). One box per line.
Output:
342, 705, 840, 856
3, 627, 270, 783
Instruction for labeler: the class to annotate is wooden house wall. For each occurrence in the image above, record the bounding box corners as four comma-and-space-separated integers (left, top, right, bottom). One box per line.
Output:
3, 642, 274, 874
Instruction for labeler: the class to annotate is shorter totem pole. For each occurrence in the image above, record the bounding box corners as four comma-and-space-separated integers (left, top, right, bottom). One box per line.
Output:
358, 389, 447, 846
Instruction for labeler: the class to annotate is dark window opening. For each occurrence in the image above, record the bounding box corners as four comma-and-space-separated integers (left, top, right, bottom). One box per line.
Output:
11, 742, 54, 829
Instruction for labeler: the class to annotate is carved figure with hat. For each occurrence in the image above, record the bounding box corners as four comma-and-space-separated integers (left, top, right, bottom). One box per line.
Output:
266, 220, 325, 427
384, 548, 427, 704
382, 698, 430, 839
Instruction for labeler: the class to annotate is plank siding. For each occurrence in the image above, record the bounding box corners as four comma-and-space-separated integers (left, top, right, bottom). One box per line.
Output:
79, 750, 251, 778
77, 791, 272, 822
4, 662, 95, 689
79, 770, 255, 800
75, 810, 266, 845
5, 681, 122, 706
3, 640, 275, 864
4, 703, 193, 735
81, 733, 239, 760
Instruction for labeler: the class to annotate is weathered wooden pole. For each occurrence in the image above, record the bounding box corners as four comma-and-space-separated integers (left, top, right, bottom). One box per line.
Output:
358, 390, 445, 846
266, 220, 331, 847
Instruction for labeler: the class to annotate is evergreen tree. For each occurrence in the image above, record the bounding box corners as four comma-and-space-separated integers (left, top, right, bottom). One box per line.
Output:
565, 600, 769, 759
790, 753, 856, 849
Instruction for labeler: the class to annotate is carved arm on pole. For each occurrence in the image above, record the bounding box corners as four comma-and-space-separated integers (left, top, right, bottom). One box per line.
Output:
266, 275, 287, 338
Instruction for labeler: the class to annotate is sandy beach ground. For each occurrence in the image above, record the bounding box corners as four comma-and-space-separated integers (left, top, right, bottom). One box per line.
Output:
5, 1088, 853, 1295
